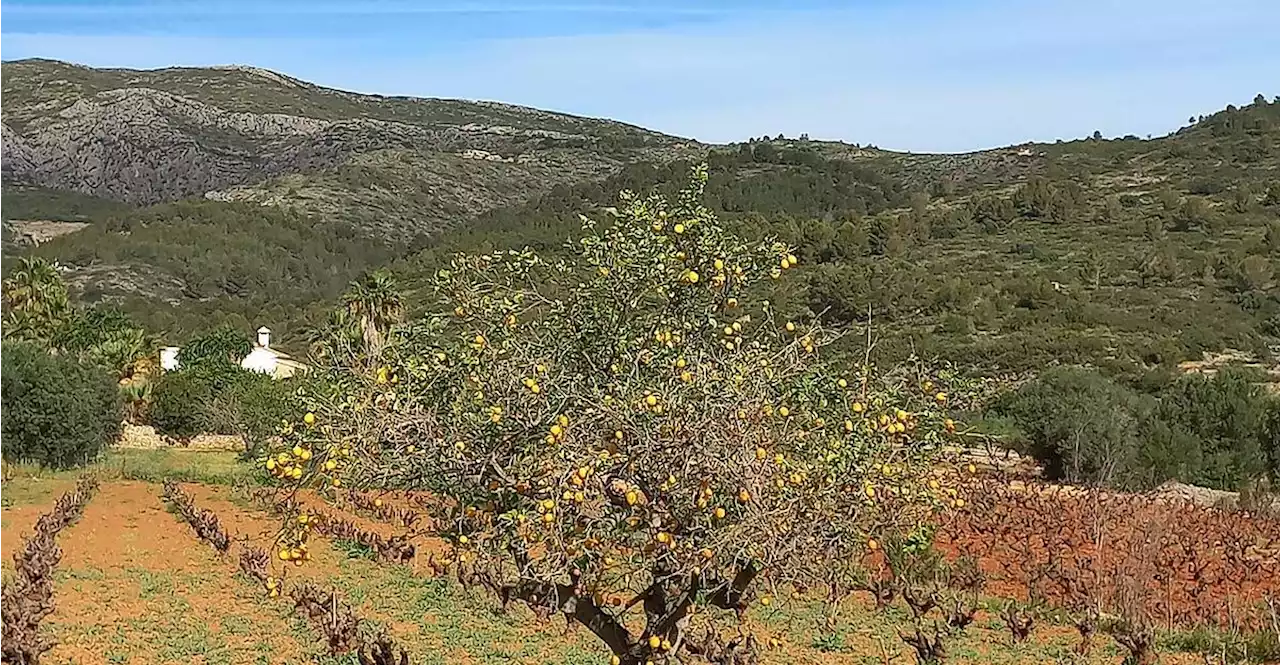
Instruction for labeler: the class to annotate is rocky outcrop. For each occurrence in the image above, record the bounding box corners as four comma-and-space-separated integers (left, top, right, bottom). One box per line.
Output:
1, 60, 685, 206
8, 88, 270, 202
1, 122, 36, 180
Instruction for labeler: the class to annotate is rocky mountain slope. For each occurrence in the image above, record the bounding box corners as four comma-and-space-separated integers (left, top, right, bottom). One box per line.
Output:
1, 58, 697, 243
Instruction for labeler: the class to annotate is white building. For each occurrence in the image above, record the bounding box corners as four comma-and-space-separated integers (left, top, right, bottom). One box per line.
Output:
241, 326, 281, 375
160, 326, 306, 380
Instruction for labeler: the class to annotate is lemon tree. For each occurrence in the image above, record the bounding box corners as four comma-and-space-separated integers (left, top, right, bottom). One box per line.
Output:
265, 166, 965, 664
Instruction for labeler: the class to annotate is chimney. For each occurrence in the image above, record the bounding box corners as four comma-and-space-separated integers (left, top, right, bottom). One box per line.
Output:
257, 326, 271, 348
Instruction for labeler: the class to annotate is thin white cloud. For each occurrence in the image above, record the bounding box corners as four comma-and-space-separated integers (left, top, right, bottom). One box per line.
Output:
1, 33, 336, 69
0, 1, 755, 16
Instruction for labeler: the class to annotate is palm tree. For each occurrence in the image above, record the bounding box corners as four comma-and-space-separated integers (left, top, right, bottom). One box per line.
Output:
338, 269, 405, 366
2, 257, 71, 342
306, 307, 361, 368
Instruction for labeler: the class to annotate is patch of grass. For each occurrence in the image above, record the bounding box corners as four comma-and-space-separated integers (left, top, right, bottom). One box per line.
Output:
811, 627, 849, 653
134, 569, 176, 600
332, 538, 378, 561
105, 449, 260, 485
316, 557, 609, 663
1162, 623, 1280, 664
57, 567, 108, 593
144, 617, 232, 665
1, 450, 259, 507
0, 469, 81, 506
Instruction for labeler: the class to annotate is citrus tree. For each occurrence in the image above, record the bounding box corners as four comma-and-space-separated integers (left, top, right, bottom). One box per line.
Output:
265, 166, 965, 663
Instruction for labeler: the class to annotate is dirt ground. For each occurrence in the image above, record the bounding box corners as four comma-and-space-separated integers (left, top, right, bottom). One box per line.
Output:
0, 470, 1241, 664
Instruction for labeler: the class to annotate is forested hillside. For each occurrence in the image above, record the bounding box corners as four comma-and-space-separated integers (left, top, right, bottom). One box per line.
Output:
396, 97, 1280, 381
3, 59, 1277, 380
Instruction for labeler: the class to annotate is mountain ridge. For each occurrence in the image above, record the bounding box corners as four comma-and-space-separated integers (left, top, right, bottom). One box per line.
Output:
1, 57, 698, 238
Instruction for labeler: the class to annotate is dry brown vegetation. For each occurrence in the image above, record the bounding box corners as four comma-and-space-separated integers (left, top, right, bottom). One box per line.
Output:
941, 480, 1280, 629
1, 476, 99, 665
161, 479, 232, 553
159, 478, 421, 661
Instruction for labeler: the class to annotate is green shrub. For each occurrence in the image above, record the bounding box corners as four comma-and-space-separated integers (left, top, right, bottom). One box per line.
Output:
995, 366, 1280, 490
1, 341, 123, 469
150, 366, 297, 446
204, 372, 298, 450
992, 367, 1150, 487
179, 325, 251, 369
1143, 369, 1273, 490
149, 371, 211, 440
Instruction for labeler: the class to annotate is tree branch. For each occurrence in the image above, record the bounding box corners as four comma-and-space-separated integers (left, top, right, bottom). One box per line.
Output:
705, 561, 760, 614
504, 582, 634, 655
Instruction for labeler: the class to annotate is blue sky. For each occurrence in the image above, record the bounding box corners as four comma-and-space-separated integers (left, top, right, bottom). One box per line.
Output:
3, 0, 1277, 152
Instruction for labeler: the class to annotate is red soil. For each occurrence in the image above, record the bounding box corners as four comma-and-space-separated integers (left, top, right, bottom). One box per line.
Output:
21, 481, 311, 665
